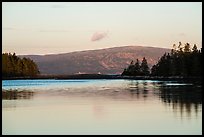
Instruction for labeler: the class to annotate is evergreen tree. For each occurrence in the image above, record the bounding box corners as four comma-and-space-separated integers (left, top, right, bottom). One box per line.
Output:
184, 43, 191, 53
133, 59, 141, 76
122, 58, 150, 76
127, 60, 135, 75
151, 64, 158, 76
178, 41, 183, 53
140, 57, 150, 76
122, 42, 201, 77
121, 68, 128, 76
150, 42, 201, 77
2, 53, 40, 77
192, 44, 198, 53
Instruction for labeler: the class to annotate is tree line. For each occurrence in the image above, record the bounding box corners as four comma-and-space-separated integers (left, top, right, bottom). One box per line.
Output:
2, 53, 40, 77
122, 42, 202, 77
121, 57, 150, 76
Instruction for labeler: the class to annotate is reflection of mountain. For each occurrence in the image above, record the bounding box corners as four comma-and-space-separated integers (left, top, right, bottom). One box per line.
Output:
2, 90, 34, 100
156, 85, 202, 117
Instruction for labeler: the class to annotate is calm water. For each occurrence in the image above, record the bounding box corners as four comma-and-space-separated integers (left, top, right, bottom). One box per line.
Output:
2, 79, 202, 135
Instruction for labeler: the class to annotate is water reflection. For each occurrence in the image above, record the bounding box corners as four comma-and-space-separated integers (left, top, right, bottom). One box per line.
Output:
127, 81, 154, 100
2, 80, 202, 117
2, 89, 34, 100
127, 81, 202, 117
156, 84, 202, 117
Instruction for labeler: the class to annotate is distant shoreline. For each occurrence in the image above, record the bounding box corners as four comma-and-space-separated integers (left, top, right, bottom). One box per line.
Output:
2, 74, 202, 82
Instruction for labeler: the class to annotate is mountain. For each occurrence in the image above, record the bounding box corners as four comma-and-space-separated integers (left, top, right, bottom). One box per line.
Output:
20, 46, 170, 75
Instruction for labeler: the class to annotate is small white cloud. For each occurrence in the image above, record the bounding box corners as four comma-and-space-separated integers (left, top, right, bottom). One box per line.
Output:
91, 31, 108, 41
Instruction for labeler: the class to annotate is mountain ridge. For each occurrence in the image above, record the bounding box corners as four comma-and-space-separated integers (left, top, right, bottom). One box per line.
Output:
20, 45, 169, 56
20, 45, 170, 75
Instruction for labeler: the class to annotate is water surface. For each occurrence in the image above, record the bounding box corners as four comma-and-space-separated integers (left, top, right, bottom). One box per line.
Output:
2, 79, 202, 135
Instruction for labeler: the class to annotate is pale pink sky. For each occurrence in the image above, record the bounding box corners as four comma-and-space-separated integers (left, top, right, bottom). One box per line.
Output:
2, 2, 202, 55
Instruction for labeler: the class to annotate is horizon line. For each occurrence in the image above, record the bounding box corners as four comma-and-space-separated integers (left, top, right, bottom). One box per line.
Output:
3, 45, 172, 56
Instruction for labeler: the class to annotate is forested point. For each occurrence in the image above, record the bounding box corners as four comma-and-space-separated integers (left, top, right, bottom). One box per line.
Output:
122, 42, 202, 77
121, 57, 150, 76
2, 53, 40, 77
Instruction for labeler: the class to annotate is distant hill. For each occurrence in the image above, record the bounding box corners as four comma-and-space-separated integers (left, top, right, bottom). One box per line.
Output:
20, 46, 170, 75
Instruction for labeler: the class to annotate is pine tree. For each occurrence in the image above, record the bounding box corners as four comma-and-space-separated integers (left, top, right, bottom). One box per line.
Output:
134, 59, 141, 76
178, 41, 183, 53
184, 43, 191, 53
192, 44, 198, 53
140, 57, 150, 76
151, 64, 158, 76
2, 53, 40, 77
150, 42, 201, 77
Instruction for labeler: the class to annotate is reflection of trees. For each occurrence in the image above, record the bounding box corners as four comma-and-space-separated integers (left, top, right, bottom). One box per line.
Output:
156, 85, 202, 117
128, 81, 139, 99
142, 82, 148, 98
128, 81, 151, 100
2, 89, 34, 100
127, 81, 202, 117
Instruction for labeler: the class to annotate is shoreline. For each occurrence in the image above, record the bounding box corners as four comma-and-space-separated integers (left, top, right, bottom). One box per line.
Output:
2, 74, 202, 82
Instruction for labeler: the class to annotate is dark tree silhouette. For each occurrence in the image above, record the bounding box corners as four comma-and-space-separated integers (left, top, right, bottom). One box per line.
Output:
2, 53, 40, 77
122, 58, 150, 76
150, 42, 202, 77
134, 59, 141, 75
122, 42, 201, 77
140, 57, 150, 76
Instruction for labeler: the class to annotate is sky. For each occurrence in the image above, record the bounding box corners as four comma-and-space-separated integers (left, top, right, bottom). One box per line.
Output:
2, 2, 202, 55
